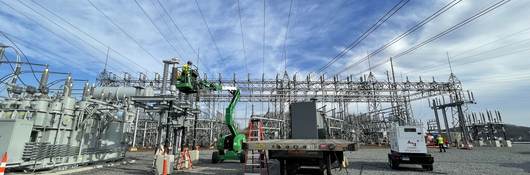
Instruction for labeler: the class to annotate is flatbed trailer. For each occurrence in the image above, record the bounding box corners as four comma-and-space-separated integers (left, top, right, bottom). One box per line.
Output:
244, 139, 358, 175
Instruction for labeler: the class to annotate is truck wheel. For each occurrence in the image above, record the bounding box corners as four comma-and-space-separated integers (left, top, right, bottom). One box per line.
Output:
422, 164, 433, 171
212, 151, 219, 164
326, 154, 332, 175
286, 160, 298, 175
388, 158, 399, 169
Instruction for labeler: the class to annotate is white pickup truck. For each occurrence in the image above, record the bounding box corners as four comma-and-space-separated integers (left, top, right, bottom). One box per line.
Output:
388, 125, 434, 171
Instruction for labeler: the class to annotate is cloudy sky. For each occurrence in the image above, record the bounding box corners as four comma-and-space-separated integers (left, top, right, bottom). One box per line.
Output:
0, 0, 529, 126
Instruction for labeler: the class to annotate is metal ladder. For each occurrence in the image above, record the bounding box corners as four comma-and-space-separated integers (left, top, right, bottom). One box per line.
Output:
244, 119, 269, 175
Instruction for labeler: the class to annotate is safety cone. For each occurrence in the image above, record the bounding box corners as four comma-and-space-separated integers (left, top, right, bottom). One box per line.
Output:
0, 152, 8, 175
162, 157, 167, 175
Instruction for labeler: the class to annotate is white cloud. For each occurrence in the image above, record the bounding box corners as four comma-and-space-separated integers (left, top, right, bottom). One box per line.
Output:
0, 0, 529, 126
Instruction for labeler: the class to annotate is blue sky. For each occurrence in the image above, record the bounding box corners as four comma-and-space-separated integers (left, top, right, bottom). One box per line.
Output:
0, 0, 529, 126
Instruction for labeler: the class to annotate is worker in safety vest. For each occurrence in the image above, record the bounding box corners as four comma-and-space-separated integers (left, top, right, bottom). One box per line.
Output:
183, 61, 192, 76
437, 135, 446, 152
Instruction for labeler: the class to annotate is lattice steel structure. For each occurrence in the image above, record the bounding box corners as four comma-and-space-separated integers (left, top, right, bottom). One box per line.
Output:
96, 65, 472, 145
466, 110, 507, 144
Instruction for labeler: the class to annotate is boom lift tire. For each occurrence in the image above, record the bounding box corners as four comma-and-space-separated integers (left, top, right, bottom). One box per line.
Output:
239, 154, 246, 163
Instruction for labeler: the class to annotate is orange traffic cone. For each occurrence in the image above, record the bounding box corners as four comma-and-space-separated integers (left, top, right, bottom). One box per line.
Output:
0, 152, 8, 175
162, 157, 168, 175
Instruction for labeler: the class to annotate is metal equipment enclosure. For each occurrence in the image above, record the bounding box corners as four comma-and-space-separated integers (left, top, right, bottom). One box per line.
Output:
388, 125, 433, 171
290, 102, 320, 139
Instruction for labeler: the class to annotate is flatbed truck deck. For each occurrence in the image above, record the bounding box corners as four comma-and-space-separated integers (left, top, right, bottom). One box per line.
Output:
244, 139, 358, 175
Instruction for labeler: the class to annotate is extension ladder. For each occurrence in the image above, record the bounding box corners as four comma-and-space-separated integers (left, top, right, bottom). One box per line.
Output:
244, 119, 269, 175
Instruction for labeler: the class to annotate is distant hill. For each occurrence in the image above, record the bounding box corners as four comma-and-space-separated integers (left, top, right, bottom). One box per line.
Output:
505, 124, 530, 142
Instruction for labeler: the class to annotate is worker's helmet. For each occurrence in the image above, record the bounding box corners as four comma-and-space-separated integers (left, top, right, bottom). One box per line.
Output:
187, 61, 193, 65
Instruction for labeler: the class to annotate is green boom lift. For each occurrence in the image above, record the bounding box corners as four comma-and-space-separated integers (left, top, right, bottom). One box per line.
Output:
173, 62, 246, 163
211, 88, 246, 163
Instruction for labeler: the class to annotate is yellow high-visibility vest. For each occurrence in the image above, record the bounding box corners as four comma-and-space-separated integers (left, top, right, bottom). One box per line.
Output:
183, 64, 190, 75
437, 136, 444, 144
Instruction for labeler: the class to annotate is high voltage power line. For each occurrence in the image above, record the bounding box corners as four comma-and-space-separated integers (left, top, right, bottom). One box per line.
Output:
1, 1, 126, 73
410, 42, 530, 75
262, 0, 266, 76
334, 0, 463, 76
236, 0, 248, 74
17, 0, 127, 72
0, 31, 40, 83
87, 0, 162, 66
30, 0, 150, 73
404, 25, 530, 75
0, 31, 38, 84
282, 0, 294, 72
317, 0, 411, 73
344, 0, 511, 77
1, 1, 517, 82
155, 0, 197, 59
134, 0, 183, 59
194, 0, 223, 62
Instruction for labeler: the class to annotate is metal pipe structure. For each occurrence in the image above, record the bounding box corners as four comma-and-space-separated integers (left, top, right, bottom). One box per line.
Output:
132, 107, 140, 148
432, 99, 442, 135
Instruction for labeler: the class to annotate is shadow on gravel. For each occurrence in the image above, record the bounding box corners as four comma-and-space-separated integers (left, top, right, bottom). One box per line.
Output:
179, 161, 243, 175
517, 151, 530, 155
500, 161, 530, 173
349, 161, 447, 174
99, 167, 151, 175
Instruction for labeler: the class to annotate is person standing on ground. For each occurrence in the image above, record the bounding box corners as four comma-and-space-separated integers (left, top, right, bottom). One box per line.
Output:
437, 135, 446, 152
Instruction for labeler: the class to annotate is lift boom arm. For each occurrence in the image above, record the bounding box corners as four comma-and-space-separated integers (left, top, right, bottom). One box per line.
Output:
224, 88, 240, 136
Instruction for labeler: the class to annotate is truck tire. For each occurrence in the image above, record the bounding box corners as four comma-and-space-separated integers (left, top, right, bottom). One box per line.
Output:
422, 164, 433, 171
326, 154, 332, 175
286, 160, 298, 175
388, 157, 399, 169
212, 151, 219, 164
279, 160, 286, 175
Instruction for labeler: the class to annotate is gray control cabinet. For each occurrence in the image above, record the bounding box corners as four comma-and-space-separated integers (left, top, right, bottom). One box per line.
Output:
0, 119, 33, 165
289, 102, 319, 139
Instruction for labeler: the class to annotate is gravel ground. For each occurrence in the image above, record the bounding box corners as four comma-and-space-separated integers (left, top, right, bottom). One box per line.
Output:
69, 151, 153, 175
21, 144, 530, 175
339, 144, 530, 175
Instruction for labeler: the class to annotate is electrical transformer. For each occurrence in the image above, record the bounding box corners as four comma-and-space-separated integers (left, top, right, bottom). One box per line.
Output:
0, 81, 136, 171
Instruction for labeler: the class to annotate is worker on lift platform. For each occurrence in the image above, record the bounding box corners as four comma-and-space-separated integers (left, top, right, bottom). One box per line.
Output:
175, 61, 201, 93
183, 61, 192, 76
